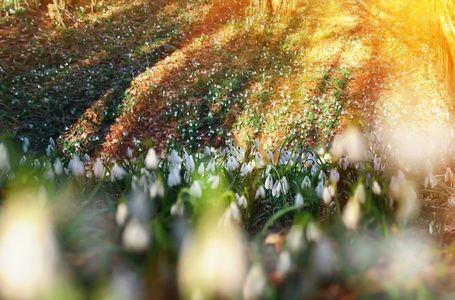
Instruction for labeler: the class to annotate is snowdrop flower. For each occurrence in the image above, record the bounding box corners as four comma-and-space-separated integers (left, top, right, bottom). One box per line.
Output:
116, 203, 128, 226
318, 170, 326, 182
122, 218, 150, 252
353, 183, 365, 204
19, 156, 27, 166
255, 186, 266, 199
49, 137, 55, 147
329, 168, 339, 184
301, 176, 311, 189
264, 165, 272, 176
316, 180, 324, 199
126, 147, 133, 159
240, 163, 250, 176
204, 146, 212, 158
168, 150, 182, 165
22, 137, 30, 153
446, 167, 454, 183
168, 166, 181, 187
208, 175, 220, 190
281, 177, 289, 194
43, 165, 54, 180
207, 159, 216, 172
110, 164, 126, 182
255, 152, 264, 167
171, 201, 184, 217
373, 155, 381, 172
339, 157, 349, 170
295, 193, 304, 206
237, 195, 247, 209
83, 153, 90, 162
198, 163, 205, 175
45, 145, 54, 157
53, 158, 62, 176
243, 264, 266, 300
218, 202, 241, 228
286, 225, 305, 253
69, 156, 85, 177
322, 187, 332, 205
145, 148, 159, 170
311, 164, 318, 176
372, 180, 382, 195
190, 181, 202, 198
185, 155, 195, 173
276, 250, 292, 277
33, 159, 41, 169
266, 150, 274, 163
424, 173, 437, 189
265, 174, 274, 190
342, 196, 361, 230
149, 180, 165, 198
272, 180, 281, 198
226, 156, 238, 170
93, 158, 104, 178
253, 138, 261, 151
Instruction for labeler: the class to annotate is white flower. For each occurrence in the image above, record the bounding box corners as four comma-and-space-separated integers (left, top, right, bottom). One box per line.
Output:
218, 202, 241, 228
276, 250, 292, 277
318, 170, 326, 182
185, 155, 195, 173
167, 166, 181, 187
110, 164, 127, 182
168, 150, 182, 165
265, 174, 274, 190
19, 156, 27, 166
372, 180, 382, 195
266, 150, 274, 163
226, 156, 239, 170
255, 152, 264, 167
45, 145, 54, 157
33, 159, 41, 169
373, 155, 381, 172
339, 157, 349, 170
311, 164, 318, 176
0, 143, 11, 172
83, 154, 90, 162
446, 167, 454, 183
122, 218, 150, 252
322, 187, 332, 205
243, 264, 266, 300
198, 163, 205, 175
237, 195, 247, 209
69, 156, 85, 177
342, 197, 361, 230
149, 180, 165, 198
126, 147, 133, 159
204, 146, 212, 158
353, 183, 365, 204
53, 158, 63, 175
207, 159, 216, 172
315, 181, 324, 199
145, 148, 159, 170
301, 176, 311, 189
255, 186, 266, 199
424, 173, 437, 189
272, 180, 281, 198
240, 163, 250, 176
281, 177, 289, 194
171, 202, 184, 217
295, 193, 304, 206
190, 181, 202, 198
116, 203, 128, 226
253, 139, 261, 151
44, 166, 54, 180
329, 168, 339, 184
208, 175, 220, 190
93, 158, 104, 178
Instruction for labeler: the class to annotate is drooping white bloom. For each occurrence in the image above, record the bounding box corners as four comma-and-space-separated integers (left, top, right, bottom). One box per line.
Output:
301, 176, 311, 189
255, 186, 266, 199
276, 250, 292, 277
204, 146, 212, 158
424, 173, 437, 189
311, 164, 318, 176
266, 150, 274, 163
190, 181, 202, 198
226, 156, 238, 170
69, 156, 85, 177
281, 177, 289, 195
198, 163, 205, 175
0, 143, 11, 172
329, 168, 340, 184
126, 147, 133, 159
83, 154, 90, 162
43, 165, 54, 180
315, 181, 324, 199
218, 202, 241, 228
208, 175, 220, 190
372, 180, 382, 195
122, 218, 150, 252
171, 202, 184, 217
353, 183, 365, 204
145, 148, 159, 170
185, 155, 195, 173
19, 156, 27, 166
318, 170, 326, 182
272, 180, 281, 198
116, 203, 128, 226
255, 152, 264, 167
253, 139, 261, 151
342, 197, 361, 230
149, 180, 165, 198
33, 159, 41, 169
240, 163, 250, 176
373, 155, 381, 172
265, 174, 274, 190
339, 157, 349, 170
242, 264, 266, 300
93, 158, 104, 178
446, 167, 454, 183
168, 150, 182, 165
45, 145, 54, 157
53, 158, 63, 176
322, 187, 332, 205
237, 195, 247, 209
110, 164, 127, 182
295, 193, 304, 206
207, 159, 216, 172
167, 166, 181, 187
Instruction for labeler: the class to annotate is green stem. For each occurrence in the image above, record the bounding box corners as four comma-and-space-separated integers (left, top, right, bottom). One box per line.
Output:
260, 203, 308, 237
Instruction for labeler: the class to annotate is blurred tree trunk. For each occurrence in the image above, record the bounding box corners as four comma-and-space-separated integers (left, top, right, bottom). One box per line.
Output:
251, 0, 297, 17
